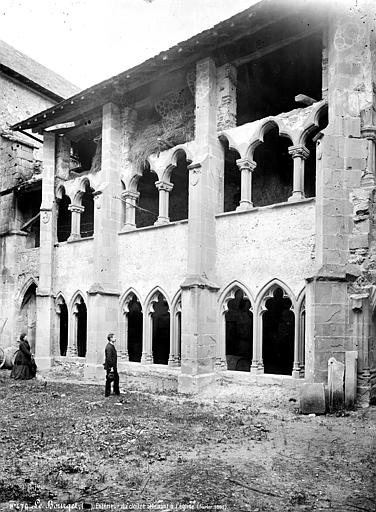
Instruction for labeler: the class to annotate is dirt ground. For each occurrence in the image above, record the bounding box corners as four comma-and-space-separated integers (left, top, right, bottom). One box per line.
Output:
0, 370, 375, 512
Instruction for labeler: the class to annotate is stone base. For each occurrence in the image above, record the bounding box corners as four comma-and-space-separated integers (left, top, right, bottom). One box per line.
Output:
299, 383, 326, 414
35, 356, 53, 371
178, 372, 217, 394
84, 363, 103, 381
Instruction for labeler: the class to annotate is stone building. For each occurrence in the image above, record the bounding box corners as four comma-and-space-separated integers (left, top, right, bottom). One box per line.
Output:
5, 0, 376, 402
0, 40, 79, 354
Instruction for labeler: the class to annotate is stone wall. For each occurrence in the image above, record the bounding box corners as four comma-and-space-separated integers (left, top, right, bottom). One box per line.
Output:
215, 200, 316, 298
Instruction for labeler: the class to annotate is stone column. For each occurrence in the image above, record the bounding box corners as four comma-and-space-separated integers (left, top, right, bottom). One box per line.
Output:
350, 293, 370, 404
178, 57, 223, 394
360, 124, 376, 188
118, 309, 129, 361
236, 158, 256, 211
154, 181, 173, 226
67, 204, 84, 241
121, 190, 139, 231
85, 103, 121, 379
35, 132, 56, 370
292, 313, 301, 379
169, 301, 181, 367
141, 307, 153, 364
288, 145, 309, 202
67, 304, 78, 356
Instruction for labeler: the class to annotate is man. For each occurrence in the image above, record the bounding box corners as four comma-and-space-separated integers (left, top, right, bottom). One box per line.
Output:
104, 333, 120, 397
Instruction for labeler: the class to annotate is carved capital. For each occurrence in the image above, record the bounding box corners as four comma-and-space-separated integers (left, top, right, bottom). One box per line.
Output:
360, 125, 376, 141
288, 145, 310, 160
236, 158, 257, 172
350, 293, 369, 312
121, 190, 140, 201
68, 204, 85, 214
155, 181, 174, 192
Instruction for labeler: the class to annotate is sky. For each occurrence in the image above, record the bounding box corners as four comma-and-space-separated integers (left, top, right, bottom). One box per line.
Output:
0, 0, 257, 89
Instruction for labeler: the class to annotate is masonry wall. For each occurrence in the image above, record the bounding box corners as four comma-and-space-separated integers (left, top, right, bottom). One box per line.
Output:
215, 200, 316, 298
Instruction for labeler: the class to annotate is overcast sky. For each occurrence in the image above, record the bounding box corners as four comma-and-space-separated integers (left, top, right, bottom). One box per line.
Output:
0, 0, 257, 89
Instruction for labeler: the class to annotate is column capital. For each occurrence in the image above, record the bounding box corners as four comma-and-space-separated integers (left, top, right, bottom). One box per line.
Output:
155, 181, 174, 192
288, 145, 310, 160
236, 158, 257, 172
121, 190, 140, 201
68, 204, 85, 214
360, 125, 376, 141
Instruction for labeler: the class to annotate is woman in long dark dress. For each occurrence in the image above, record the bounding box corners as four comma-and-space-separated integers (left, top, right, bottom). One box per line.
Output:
10, 333, 35, 380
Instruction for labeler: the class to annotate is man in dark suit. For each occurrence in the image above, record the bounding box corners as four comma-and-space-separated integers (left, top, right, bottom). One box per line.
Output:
104, 333, 120, 397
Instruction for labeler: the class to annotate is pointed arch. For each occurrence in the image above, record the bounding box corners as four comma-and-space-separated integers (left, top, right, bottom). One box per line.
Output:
68, 291, 87, 357
169, 290, 182, 367
299, 101, 328, 146
256, 279, 295, 376
217, 281, 254, 372
142, 287, 170, 365
119, 288, 143, 363
17, 276, 38, 309
55, 292, 68, 357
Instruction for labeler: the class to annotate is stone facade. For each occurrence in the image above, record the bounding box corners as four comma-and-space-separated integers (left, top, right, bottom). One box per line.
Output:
3, 1, 376, 403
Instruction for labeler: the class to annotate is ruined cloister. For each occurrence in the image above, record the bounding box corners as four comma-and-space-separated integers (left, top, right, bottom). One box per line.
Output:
2, 0, 376, 401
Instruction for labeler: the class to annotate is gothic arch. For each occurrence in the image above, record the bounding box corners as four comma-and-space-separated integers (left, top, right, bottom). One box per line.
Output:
16, 276, 38, 309
246, 118, 293, 161
299, 101, 328, 146
119, 288, 143, 363
17, 278, 38, 354
218, 281, 254, 371
55, 293, 68, 357
142, 287, 171, 365
169, 291, 182, 367
69, 291, 87, 357
256, 279, 296, 375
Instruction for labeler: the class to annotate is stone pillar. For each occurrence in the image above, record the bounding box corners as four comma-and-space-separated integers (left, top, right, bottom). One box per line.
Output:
118, 309, 129, 361
350, 293, 371, 404
305, 5, 375, 385
141, 306, 154, 364
178, 57, 223, 394
154, 181, 173, 226
288, 145, 309, 202
35, 132, 56, 370
169, 300, 181, 367
216, 63, 237, 131
67, 204, 84, 241
292, 314, 301, 379
121, 190, 139, 231
67, 304, 78, 356
236, 158, 256, 211
85, 103, 121, 379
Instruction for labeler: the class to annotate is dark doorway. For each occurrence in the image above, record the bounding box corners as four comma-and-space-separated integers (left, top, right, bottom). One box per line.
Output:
223, 141, 241, 212
225, 289, 253, 371
169, 151, 189, 222
19, 283, 37, 354
77, 301, 87, 357
128, 295, 143, 362
136, 166, 159, 228
253, 126, 293, 207
81, 183, 94, 238
262, 287, 294, 375
57, 192, 71, 242
59, 302, 68, 356
152, 294, 170, 365
304, 108, 328, 198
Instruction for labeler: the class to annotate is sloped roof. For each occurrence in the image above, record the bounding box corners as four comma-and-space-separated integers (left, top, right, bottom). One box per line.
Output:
0, 39, 80, 101
11, 0, 322, 132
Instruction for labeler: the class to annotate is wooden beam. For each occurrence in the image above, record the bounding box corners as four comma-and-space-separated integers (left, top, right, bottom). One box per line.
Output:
232, 26, 321, 67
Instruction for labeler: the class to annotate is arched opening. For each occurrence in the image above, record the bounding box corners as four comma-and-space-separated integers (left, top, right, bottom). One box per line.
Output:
225, 289, 253, 371
304, 109, 329, 198
80, 183, 94, 238
223, 140, 241, 212
19, 283, 37, 354
57, 190, 71, 242
299, 301, 306, 376
262, 287, 295, 375
59, 301, 68, 356
151, 293, 170, 365
127, 295, 143, 362
76, 300, 87, 357
169, 151, 189, 222
136, 165, 158, 228
252, 126, 293, 207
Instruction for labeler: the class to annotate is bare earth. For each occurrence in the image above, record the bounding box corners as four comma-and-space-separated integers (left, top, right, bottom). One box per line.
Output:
0, 370, 375, 512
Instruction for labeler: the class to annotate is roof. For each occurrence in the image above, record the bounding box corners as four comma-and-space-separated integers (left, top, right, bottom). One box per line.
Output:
11, 0, 322, 133
0, 39, 80, 101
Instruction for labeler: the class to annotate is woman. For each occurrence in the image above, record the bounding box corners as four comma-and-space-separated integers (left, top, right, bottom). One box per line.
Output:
10, 333, 36, 380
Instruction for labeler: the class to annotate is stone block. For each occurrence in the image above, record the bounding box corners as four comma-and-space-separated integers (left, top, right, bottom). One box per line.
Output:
349, 233, 370, 249
328, 357, 344, 412
299, 383, 326, 414
345, 351, 357, 408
